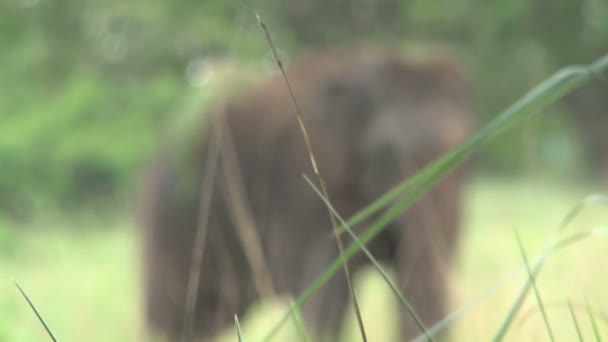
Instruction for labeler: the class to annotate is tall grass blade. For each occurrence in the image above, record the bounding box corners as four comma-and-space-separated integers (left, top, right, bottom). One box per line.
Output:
288, 298, 311, 342
417, 195, 607, 342
558, 195, 608, 233
235, 315, 244, 342
415, 228, 608, 342
303, 175, 433, 341
256, 13, 368, 341
182, 114, 223, 342
587, 297, 602, 342
262, 53, 608, 341
335, 57, 608, 239
513, 229, 554, 341
569, 299, 585, 342
493, 194, 608, 341
14, 280, 58, 342
491, 258, 545, 342
181, 8, 253, 340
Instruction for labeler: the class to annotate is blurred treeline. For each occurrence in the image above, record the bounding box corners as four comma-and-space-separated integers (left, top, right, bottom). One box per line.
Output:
1, 0, 607, 221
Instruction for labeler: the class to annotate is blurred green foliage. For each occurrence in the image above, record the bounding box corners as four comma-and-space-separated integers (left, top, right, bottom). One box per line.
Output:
0, 0, 606, 219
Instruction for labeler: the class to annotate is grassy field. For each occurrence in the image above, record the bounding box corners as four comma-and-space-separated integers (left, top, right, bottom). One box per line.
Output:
1, 176, 606, 341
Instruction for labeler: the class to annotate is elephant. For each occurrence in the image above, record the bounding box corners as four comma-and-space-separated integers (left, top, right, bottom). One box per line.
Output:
138, 48, 474, 341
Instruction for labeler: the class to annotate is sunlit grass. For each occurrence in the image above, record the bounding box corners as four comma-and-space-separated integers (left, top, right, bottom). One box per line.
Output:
0, 221, 142, 341
453, 176, 608, 341
1, 176, 606, 341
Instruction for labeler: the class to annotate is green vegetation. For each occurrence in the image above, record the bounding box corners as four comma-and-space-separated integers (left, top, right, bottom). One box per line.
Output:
2, 177, 606, 341
1, 1, 607, 340
1, 0, 607, 218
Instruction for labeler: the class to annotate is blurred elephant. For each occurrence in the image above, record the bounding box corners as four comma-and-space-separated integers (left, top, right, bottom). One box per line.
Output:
138, 48, 474, 341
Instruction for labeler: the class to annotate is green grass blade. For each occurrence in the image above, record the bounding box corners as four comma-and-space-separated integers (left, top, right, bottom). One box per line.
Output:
491, 192, 608, 341
513, 229, 554, 341
417, 228, 608, 342
235, 314, 244, 342
414, 253, 547, 342
492, 228, 608, 342
303, 175, 433, 341
553, 227, 608, 250
336, 54, 608, 239
586, 298, 602, 342
568, 299, 585, 342
14, 280, 58, 342
262, 54, 608, 341
257, 14, 368, 341
491, 257, 545, 342
558, 195, 608, 233
287, 299, 311, 342
416, 196, 607, 342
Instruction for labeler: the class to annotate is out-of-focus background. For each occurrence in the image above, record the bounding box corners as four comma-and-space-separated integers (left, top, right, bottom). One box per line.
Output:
1, 0, 607, 341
